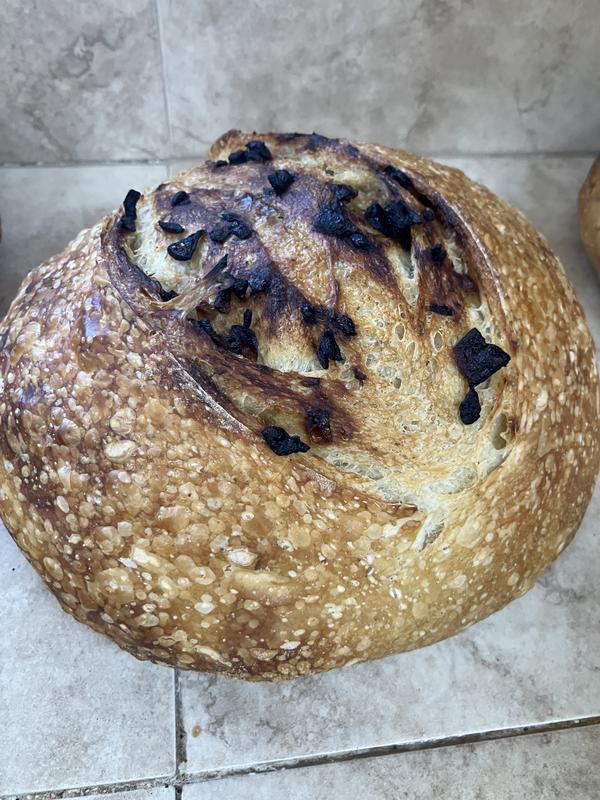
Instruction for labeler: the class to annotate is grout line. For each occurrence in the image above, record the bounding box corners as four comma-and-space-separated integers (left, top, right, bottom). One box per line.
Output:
418, 150, 598, 160
3, 715, 599, 799
165, 158, 211, 176
174, 669, 187, 780
167, 161, 194, 177
0, 775, 175, 800
180, 714, 600, 784
0, 151, 597, 170
153, 0, 173, 159
0, 159, 170, 170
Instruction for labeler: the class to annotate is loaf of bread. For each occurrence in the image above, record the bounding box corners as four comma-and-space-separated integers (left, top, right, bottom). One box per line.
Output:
1, 131, 598, 680
578, 156, 600, 276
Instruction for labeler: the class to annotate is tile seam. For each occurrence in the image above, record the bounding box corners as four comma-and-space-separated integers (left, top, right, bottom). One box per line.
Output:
0, 151, 597, 170
4, 714, 599, 799
153, 0, 174, 158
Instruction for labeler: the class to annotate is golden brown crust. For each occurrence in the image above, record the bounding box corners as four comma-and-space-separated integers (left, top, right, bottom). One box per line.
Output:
578, 156, 600, 276
0, 131, 598, 680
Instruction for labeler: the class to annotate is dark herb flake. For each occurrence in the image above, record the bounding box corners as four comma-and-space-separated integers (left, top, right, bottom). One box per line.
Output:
190, 318, 217, 338
249, 264, 272, 295
460, 386, 481, 425
334, 313, 356, 336
221, 213, 252, 240
330, 183, 358, 203
349, 231, 370, 250
159, 220, 185, 234
429, 303, 454, 316
314, 198, 370, 250
230, 277, 249, 299
262, 426, 310, 456
228, 150, 247, 165
205, 255, 228, 279
314, 205, 355, 238
120, 215, 136, 232
119, 188, 141, 231
305, 407, 332, 441
226, 322, 258, 357
171, 190, 190, 207
245, 140, 272, 161
159, 287, 178, 302
209, 224, 231, 244
365, 198, 422, 249
306, 132, 330, 150
384, 200, 422, 235
214, 288, 232, 313
167, 230, 203, 261
383, 165, 413, 189
123, 189, 141, 217
316, 329, 343, 369
268, 169, 295, 195
300, 302, 317, 325
430, 243, 446, 263
353, 366, 366, 383
365, 202, 386, 232
453, 328, 511, 387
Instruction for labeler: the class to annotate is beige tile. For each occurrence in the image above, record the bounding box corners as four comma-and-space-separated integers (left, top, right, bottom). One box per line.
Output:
0, 163, 167, 318
0, 528, 176, 795
184, 725, 600, 799
158, 0, 600, 157
0, 0, 168, 163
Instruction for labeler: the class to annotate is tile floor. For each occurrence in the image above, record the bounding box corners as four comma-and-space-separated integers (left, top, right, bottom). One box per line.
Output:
0, 155, 599, 799
184, 726, 600, 800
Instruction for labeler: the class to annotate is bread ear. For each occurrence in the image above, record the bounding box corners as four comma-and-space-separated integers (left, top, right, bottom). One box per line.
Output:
208, 128, 245, 161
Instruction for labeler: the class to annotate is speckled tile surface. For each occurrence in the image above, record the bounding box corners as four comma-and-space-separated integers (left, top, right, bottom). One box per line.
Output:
158, 0, 600, 158
56, 792, 174, 800
0, 531, 176, 796
0, 0, 169, 164
183, 726, 600, 799
2, 1, 599, 165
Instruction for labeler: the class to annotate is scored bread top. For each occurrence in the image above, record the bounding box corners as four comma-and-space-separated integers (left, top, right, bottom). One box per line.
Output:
0, 130, 598, 680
